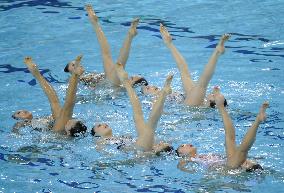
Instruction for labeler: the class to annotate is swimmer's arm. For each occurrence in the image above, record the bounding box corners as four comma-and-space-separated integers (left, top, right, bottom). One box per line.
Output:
12, 121, 30, 133
177, 159, 195, 173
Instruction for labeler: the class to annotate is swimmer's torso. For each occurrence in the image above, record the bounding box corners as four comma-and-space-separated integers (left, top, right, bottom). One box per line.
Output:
30, 116, 54, 130
13, 115, 54, 131
79, 72, 106, 86
97, 136, 135, 148
191, 154, 226, 168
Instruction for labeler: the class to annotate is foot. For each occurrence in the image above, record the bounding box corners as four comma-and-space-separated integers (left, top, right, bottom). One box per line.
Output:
73, 65, 84, 76
74, 54, 83, 64
258, 102, 269, 122
213, 87, 226, 107
85, 4, 98, 23
129, 18, 139, 37
216, 34, 230, 55
24, 56, 38, 73
73, 55, 84, 76
115, 62, 129, 82
160, 23, 172, 46
163, 74, 173, 94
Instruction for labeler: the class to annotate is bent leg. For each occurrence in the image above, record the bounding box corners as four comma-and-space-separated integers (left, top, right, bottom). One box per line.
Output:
85, 5, 119, 85
117, 18, 139, 68
24, 57, 61, 119
197, 34, 230, 88
239, 102, 269, 153
53, 55, 84, 132
160, 24, 194, 95
147, 74, 173, 130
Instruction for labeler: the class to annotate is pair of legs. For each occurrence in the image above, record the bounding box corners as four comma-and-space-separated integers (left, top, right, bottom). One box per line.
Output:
115, 63, 173, 151
160, 24, 230, 106
24, 55, 84, 133
214, 88, 269, 169
86, 5, 139, 86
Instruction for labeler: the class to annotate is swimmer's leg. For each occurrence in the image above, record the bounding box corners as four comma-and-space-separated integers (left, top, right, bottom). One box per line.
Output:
117, 18, 139, 68
239, 102, 269, 153
116, 63, 154, 150
85, 5, 119, 85
24, 57, 61, 119
197, 34, 230, 88
147, 74, 173, 130
160, 24, 194, 95
53, 55, 84, 132
115, 63, 145, 129
214, 88, 237, 162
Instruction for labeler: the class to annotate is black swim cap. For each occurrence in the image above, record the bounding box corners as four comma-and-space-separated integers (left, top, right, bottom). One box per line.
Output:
91, 127, 96, 136
133, 77, 148, 87
246, 164, 263, 172
64, 63, 70, 72
155, 145, 174, 156
69, 121, 87, 137
209, 99, 228, 108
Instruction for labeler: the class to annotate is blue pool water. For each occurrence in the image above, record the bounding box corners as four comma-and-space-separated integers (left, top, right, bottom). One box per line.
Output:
1, 0, 284, 192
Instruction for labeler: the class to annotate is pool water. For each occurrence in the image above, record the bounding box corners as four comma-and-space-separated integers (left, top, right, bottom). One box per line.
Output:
1, 0, 284, 192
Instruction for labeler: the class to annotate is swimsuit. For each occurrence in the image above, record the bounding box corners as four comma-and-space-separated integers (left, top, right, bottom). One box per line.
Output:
80, 72, 106, 86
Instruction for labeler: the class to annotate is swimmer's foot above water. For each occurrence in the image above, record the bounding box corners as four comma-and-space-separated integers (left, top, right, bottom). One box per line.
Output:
24, 56, 39, 74
73, 55, 85, 76
212, 87, 226, 108
116, 62, 129, 82
216, 34, 230, 55
258, 102, 269, 122
129, 18, 139, 37
160, 23, 172, 46
85, 4, 98, 23
163, 74, 173, 94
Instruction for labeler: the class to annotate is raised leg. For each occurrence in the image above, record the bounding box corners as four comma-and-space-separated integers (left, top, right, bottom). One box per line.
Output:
197, 34, 230, 88
116, 63, 145, 129
214, 87, 237, 161
239, 102, 269, 153
24, 57, 61, 119
85, 4, 119, 85
116, 62, 156, 151
160, 24, 194, 94
53, 55, 84, 132
117, 18, 139, 68
147, 74, 173, 129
